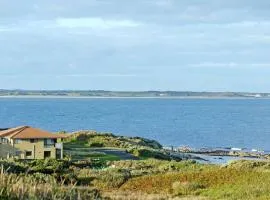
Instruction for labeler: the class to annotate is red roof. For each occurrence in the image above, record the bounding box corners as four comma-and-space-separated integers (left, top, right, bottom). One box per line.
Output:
0, 126, 67, 139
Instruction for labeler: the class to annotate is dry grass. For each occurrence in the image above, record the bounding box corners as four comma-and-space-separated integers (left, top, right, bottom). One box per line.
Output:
119, 163, 270, 200
2, 157, 270, 199
0, 166, 100, 200
120, 168, 245, 194
102, 191, 209, 200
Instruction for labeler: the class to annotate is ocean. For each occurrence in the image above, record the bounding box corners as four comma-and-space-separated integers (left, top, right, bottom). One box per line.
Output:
1, 97, 270, 150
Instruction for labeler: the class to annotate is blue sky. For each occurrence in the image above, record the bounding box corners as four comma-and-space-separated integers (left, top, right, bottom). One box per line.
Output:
0, 0, 270, 92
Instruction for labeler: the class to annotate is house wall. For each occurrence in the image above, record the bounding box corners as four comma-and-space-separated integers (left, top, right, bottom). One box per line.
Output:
13, 139, 57, 159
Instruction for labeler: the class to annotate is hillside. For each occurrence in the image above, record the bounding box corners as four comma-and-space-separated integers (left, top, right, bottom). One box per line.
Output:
2, 131, 270, 199
2, 158, 270, 199
63, 131, 182, 161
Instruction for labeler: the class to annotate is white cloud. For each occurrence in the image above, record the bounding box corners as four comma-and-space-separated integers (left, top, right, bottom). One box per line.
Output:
154, 0, 173, 7
0, 17, 142, 34
55, 17, 141, 29
0, 73, 139, 78
245, 34, 270, 42
190, 62, 238, 68
222, 21, 270, 28
0, 74, 19, 78
249, 63, 270, 67
189, 62, 270, 68
0, 26, 17, 32
57, 73, 138, 78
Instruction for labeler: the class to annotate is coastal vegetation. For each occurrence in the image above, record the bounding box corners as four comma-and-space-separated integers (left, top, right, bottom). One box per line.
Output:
2, 159, 270, 199
63, 131, 181, 161
1, 131, 270, 199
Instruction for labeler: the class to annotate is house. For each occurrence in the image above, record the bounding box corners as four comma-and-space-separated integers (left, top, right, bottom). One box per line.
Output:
0, 126, 66, 159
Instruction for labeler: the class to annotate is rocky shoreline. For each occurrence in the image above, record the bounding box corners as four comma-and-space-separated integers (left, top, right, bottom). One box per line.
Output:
163, 146, 269, 164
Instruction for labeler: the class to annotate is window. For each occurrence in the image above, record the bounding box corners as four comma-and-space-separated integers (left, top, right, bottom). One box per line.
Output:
14, 139, 22, 144
15, 151, 22, 156
1, 138, 8, 144
26, 151, 32, 157
30, 139, 38, 143
44, 151, 51, 158
44, 139, 55, 147
56, 149, 62, 159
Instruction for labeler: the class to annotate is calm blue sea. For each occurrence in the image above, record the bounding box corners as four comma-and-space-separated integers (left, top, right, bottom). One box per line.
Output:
1, 98, 270, 150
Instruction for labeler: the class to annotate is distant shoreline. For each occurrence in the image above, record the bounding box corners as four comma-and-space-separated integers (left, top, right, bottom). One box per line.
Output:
1, 90, 270, 99
0, 95, 270, 99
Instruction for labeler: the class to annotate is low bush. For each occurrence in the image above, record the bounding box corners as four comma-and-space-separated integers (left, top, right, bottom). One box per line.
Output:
120, 168, 246, 194
107, 159, 204, 178
89, 141, 104, 147
64, 131, 163, 150
172, 181, 205, 196
128, 148, 182, 161
29, 159, 70, 174
91, 168, 132, 190
0, 160, 27, 173
226, 160, 270, 171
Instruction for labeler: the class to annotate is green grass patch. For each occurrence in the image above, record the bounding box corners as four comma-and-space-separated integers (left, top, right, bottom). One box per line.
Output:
64, 148, 120, 162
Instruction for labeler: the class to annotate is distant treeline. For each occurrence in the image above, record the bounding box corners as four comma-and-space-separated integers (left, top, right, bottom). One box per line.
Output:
0, 89, 269, 98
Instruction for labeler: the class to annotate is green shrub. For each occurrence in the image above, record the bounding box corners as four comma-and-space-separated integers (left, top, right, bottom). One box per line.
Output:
128, 148, 181, 161
29, 159, 69, 174
71, 160, 105, 169
226, 160, 270, 171
64, 131, 163, 150
88, 141, 104, 147
92, 169, 131, 189
172, 181, 205, 196
108, 159, 203, 177
0, 160, 27, 174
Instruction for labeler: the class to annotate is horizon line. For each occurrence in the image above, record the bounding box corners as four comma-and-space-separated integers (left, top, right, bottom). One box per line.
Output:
0, 89, 269, 94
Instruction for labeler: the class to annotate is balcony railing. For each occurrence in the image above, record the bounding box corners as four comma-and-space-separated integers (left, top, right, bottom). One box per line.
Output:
44, 144, 55, 148
0, 139, 9, 144
55, 143, 63, 149
44, 143, 63, 149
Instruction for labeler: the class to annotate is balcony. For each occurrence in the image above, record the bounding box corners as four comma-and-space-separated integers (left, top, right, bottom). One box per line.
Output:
0, 138, 9, 144
44, 143, 63, 149
44, 144, 55, 148
55, 143, 63, 149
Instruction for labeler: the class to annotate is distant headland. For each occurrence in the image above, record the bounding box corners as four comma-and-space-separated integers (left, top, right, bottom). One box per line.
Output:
0, 89, 270, 98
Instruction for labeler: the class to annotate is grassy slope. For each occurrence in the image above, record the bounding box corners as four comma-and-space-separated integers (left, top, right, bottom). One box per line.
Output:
62, 131, 175, 162
2, 131, 270, 199
117, 160, 270, 200
61, 132, 270, 200
2, 158, 270, 199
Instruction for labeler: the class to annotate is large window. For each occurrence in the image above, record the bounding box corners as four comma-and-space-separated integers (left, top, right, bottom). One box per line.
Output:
56, 149, 62, 159
14, 139, 22, 144
25, 151, 32, 157
44, 139, 56, 148
44, 151, 51, 158
30, 139, 38, 143
15, 151, 22, 156
0, 138, 8, 144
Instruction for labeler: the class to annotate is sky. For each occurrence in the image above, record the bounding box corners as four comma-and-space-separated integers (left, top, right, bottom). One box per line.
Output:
0, 0, 270, 92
